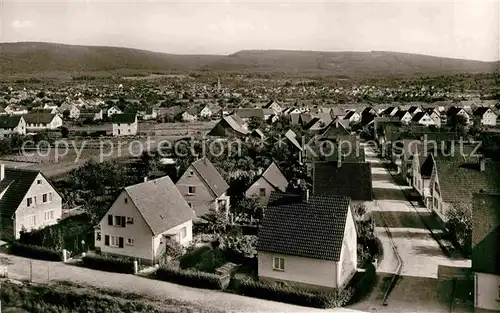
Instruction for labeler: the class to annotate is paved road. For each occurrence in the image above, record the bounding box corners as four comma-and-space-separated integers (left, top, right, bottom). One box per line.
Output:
347, 142, 471, 313
0, 253, 365, 313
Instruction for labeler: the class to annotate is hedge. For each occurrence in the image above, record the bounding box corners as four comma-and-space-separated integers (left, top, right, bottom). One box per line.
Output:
238, 279, 353, 308
10, 242, 63, 261
81, 255, 135, 274
155, 266, 229, 290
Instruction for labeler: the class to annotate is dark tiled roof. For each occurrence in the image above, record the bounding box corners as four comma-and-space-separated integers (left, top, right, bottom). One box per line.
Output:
320, 120, 350, 140
233, 108, 264, 119
344, 111, 356, 120
0, 116, 22, 129
394, 110, 409, 119
473, 107, 491, 117
411, 111, 426, 122
257, 191, 350, 261
23, 113, 56, 124
0, 169, 42, 218
192, 157, 229, 197
433, 157, 500, 204
313, 161, 373, 201
111, 113, 136, 124
125, 176, 193, 236
471, 193, 500, 275
408, 106, 421, 114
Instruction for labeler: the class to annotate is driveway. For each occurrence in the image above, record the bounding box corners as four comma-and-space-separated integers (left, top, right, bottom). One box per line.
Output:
347, 143, 471, 313
0, 253, 365, 313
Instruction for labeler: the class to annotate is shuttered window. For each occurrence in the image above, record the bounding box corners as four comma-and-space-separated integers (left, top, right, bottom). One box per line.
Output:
104, 235, 110, 246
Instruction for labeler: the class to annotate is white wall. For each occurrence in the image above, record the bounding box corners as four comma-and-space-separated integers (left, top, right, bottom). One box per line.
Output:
258, 251, 338, 289
475, 272, 500, 311
13, 173, 62, 239
245, 177, 274, 205
337, 206, 357, 288
113, 121, 138, 136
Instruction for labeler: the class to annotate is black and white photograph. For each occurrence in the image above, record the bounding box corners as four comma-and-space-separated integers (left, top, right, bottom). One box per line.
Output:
0, 0, 499, 312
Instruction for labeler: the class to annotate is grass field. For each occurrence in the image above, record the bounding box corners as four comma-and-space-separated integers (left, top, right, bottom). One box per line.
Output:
1, 122, 216, 178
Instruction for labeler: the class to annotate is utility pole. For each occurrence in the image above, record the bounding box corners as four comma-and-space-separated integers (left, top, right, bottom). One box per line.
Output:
47, 263, 50, 284
30, 260, 33, 283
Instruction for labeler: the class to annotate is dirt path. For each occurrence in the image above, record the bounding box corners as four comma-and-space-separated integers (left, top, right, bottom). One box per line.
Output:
0, 253, 365, 313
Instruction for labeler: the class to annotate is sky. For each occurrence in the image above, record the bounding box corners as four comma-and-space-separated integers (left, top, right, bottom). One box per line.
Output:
1, 0, 499, 61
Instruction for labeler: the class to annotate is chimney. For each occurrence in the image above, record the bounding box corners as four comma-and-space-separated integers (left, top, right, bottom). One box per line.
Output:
144, 177, 148, 182
303, 188, 310, 203
479, 156, 485, 172
0, 164, 4, 181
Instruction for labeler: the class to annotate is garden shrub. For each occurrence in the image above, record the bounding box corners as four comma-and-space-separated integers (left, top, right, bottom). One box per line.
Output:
155, 265, 229, 290
238, 279, 353, 308
10, 242, 63, 261
348, 263, 377, 304
179, 246, 211, 269
81, 254, 135, 274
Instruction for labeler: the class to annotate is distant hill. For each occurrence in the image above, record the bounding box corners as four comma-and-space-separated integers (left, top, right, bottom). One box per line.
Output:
1, 42, 498, 77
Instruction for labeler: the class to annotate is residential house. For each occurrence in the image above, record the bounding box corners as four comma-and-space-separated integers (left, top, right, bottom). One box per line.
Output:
199, 105, 215, 119
112, 113, 138, 136
5, 104, 28, 116
407, 106, 422, 116
94, 176, 193, 265
79, 108, 103, 121
424, 108, 442, 128
250, 129, 265, 141
140, 107, 158, 121
319, 119, 350, 142
176, 157, 230, 218
447, 106, 471, 125
106, 106, 122, 118
471, 192, 500, 312
177, 107, 199, 122
284, 129, 304, 163
411, 111, 435, 127
0, 116, 26, 137
0, 165, 62, 239
263, 100, 282, 115
24, 113, 63, 131
207, 115, 249, 138
313, 161, 373, 201
257, 191, 357, 291
394, 110, 413, 124
245, 162, 288, 205
473, 107, 497, 127
330, 107, 346, 120
343, 111, 361, 125
427, 154, 500, 222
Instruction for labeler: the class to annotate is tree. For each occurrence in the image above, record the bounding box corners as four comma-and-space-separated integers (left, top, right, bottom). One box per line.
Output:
235, 196, 265, 224
202, 208, 229, 234
138, 150, 160, 179
248, 117, 264, 130
62, 110, 71, 120
445, 203, 472, 255
60, 126, 69, 138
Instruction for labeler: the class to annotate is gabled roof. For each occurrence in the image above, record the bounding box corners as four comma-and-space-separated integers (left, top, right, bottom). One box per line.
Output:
250, 128, 265, 139
0, 169, 45, 218
257, 191, 351, 261
343, 111, 357, 120
394, 110, 410, 119
124, 176, 193, 236
191, 157, 229, 197
207, 115, 249, 137
0, 115, 23, 129
111, 113, 136, 124
259, 162, 288, 191
284, 129, 303, 151
433, 156, 500, 204
411, 111, 427, 122
471, 193, 500, 275
381, 106, 398, 116
408, 106, 421, 114
320, 120, 350, 139
473, 107, 493, 117
23, 113, 57, 124
313, 161, 373, 201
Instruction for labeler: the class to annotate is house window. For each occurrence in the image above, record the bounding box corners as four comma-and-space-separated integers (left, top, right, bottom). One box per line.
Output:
114, 216, 121, 226
273, 257, 285, 271
42, 193, 48, 203
127, 238, 135, 245
434, 182, 440, 194
259, 188, 266, 197
188, 186, 196, 194
433, 197, 438, 209
110, 236, 124, 248
124, 198, 128, 204
187, 202, 193, 208
27, 197, 33, 207
44, 210, 54, 221
126, 217, 134, 224
117, 129, 120, 135
189, 170, 194, 176
181, 227, 187, 239
37, 179, 41, 185
96, 232, 101, 241
49, 192, 53, 201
